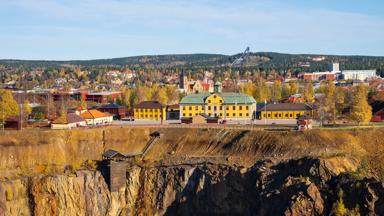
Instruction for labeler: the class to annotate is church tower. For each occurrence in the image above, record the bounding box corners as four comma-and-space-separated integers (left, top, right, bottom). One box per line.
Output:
179, 70, 187, 90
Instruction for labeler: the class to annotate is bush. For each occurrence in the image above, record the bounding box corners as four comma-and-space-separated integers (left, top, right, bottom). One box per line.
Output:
331, 189, 347, 216
5, 190, 12, 201
83, 160, 97, 170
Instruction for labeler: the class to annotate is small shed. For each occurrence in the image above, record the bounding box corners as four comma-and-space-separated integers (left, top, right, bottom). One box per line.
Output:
103, 149, 127, 161
192, 114, 219, 124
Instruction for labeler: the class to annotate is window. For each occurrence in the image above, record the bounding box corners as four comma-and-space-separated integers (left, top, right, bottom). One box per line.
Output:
208, 100, 211, 103
279, 114, 282, 117
189, 106, 192, 110
208, 106, 211, 110
183, 106, 186, 110
239, 113, 242, 117
289, 114, 293, 118
285, 114, 288, 118
195, 106, 198, 110
189, 113, 192, 117
246, 106, 249, 110
219, 100, 223, 103
219, 106, 223, 111
233, 113, 235, 117
226, 106, 229, 110
239, 106, 242, 110
246, 113, 249, 116
214, 95, 217, 98
268, 114, 271, 118
233, 106, 236, 110
274, 114, 278, 117
220, 113, 223, 117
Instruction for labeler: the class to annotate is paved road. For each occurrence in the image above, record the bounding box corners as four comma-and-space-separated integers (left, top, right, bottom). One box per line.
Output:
113, 119, 319, 126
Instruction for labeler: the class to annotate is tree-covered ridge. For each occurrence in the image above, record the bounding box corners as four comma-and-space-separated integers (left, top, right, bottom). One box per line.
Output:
1, 52, 384, 72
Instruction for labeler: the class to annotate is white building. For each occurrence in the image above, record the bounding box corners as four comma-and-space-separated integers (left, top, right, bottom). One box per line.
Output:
341, 70, 377, 81
51, 113, 86, 130
80, 109, 113, 126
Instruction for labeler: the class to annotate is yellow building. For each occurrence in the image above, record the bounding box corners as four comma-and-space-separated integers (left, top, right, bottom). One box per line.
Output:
259, 103, 315, 119
179, 92, 256, 120
134, 101, 166, 121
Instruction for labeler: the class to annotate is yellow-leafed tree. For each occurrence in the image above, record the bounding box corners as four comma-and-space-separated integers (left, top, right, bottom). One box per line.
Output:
152, 87, 168, 105
350, 84, 372, 124
23, 100, 32, 119
303, 82, 315, 102
0, 90, 19, 123
271, 80, 282, 102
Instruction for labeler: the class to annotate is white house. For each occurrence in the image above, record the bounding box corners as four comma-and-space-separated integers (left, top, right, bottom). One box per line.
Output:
51, 113, 86, 130
80, 109, 113, 126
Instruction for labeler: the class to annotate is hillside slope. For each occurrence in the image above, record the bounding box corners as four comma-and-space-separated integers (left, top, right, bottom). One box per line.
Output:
1, 52, 384, 71
0, 127, 384, 215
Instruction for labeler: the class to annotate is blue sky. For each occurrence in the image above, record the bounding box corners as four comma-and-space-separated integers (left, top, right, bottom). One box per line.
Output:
0, 0, 383, 60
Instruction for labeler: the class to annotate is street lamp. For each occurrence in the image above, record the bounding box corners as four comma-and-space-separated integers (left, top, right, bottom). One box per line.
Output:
264, 100, 267, 125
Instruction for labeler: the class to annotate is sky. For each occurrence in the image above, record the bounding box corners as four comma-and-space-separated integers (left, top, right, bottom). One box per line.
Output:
0, 0, 383, 60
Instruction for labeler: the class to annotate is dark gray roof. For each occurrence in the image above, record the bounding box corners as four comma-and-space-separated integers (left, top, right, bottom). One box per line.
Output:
103, 149, 141, 159
103, 149, 125, 159
135, 101, 163, 109
262, 103, 315, 111
196, 113, 219, 120
67, 113, 85, 123
100, 103, 124, 109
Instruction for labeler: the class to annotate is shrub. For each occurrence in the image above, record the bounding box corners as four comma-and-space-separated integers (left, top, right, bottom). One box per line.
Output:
331, 189, 347, 216
5, 190, 12, 201
83, 160, 97, 170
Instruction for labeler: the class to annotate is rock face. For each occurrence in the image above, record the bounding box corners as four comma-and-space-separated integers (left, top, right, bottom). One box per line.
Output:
0, 157, 384, 216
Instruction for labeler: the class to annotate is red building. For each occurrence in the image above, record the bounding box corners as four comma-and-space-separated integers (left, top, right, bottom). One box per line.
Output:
78, 91, 122, 104
97, 103, 126, 120
303, 72, 337, 82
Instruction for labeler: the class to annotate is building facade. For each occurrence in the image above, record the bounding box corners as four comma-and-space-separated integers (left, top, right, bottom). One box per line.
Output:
259, 103, 315, 119
166, 104, 180, 120
97, 103, 126, 120
179, 92, 256, 120
134, 101, 167, 121
80, 110, 113, 125
341, 70, 377, 81
51, 113, 86, 129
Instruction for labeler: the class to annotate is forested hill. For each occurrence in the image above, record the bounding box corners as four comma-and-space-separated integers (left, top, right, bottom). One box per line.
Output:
1, 52, 384, 72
